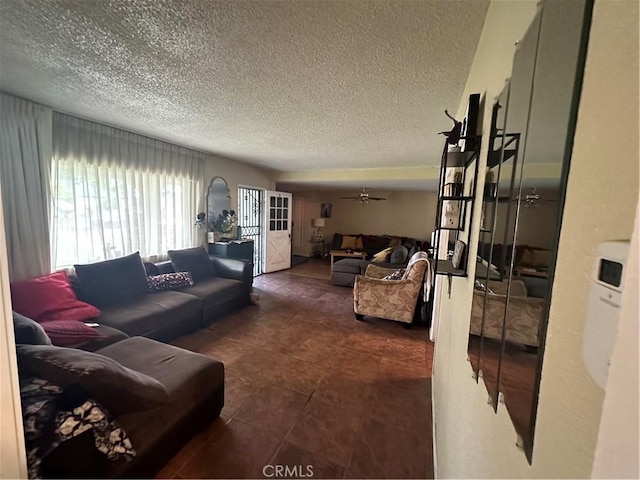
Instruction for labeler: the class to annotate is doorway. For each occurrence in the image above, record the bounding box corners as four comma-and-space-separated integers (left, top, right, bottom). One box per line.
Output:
237, 186, 264, 277
263, 190, 292, 273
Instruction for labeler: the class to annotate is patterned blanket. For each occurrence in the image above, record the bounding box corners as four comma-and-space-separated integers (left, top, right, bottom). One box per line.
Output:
20, 377, 135, 479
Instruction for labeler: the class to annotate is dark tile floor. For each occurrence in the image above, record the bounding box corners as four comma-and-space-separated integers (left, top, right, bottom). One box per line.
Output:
159, 260, 434, 479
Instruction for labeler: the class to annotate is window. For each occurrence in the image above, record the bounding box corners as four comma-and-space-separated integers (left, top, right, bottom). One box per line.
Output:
51, 114, 203, 269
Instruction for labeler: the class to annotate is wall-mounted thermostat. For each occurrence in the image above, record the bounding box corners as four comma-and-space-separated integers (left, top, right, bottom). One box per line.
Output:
582, 241, 630, 389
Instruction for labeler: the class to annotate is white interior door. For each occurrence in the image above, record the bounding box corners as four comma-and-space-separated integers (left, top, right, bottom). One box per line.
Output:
264, 190, 292, 273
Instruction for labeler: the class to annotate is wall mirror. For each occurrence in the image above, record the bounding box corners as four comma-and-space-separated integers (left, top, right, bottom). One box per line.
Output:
467, 0, 592, 463
207, 177, 231, 231
468, 9, 542, 409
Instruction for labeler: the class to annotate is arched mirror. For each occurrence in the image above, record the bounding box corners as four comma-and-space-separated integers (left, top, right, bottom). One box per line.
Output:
207, 177, 232, 232
467, 0, 592, 463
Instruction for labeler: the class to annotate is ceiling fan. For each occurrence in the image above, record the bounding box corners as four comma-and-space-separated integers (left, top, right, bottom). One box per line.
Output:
340, 187, 386, 204
496, 188, 558, 207
520, 187, 558, 207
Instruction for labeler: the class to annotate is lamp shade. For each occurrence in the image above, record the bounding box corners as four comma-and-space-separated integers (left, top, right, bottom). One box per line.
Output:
312, 218, 326, 228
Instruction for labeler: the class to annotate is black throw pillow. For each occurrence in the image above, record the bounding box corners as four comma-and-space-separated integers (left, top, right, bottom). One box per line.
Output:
74, 252, 149, 307
16, 344, 169, 414
13, 311, 52, 345
168, 246, 216, 282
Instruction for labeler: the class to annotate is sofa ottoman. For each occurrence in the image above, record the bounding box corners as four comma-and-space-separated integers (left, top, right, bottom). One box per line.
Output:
40, 336, 225, 478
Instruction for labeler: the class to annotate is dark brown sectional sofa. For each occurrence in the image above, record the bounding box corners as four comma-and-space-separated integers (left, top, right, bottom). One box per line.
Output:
70, 249, 252, 345
15, 247, 253, 478
329, 233, 428, 287
38, 337, 225, 478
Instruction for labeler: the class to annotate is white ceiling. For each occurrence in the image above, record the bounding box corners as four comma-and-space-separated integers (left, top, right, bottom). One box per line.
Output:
0, 0, 489, 175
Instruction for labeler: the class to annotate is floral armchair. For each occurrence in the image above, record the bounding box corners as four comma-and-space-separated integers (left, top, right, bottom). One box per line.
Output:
353, 252, 430, 325
469, 280, 545, 347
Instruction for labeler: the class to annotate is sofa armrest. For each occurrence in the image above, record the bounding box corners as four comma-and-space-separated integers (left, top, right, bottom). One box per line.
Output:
210, 256, 252, 286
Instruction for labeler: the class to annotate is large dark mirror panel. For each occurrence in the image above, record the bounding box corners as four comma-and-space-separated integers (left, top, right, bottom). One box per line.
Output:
496, 0, 592, 462
469, 10, 542, 411
468, 83, 509, 384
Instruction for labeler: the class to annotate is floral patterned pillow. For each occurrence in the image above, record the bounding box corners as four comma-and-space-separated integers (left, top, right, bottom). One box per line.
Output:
147, 272, 194, 292
383, 268, 405, 280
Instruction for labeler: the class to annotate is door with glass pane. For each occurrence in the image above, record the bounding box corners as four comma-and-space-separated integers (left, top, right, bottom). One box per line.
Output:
264, 190, 292, 273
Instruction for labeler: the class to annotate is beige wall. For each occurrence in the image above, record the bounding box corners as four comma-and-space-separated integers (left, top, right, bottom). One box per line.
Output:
433, 0, 639, 478
0, 182, 27, 478
203, 154, 274, 211
291, 190, 437, 256
591, 199, 639, 479
493, 189, 561, 249
201, 154, 274, 244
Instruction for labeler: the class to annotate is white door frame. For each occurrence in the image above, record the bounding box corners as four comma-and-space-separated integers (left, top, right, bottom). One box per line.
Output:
263, 190, 292, 273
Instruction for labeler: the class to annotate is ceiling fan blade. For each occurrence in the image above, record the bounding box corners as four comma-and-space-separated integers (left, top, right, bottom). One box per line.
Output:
368, 197, 386, 201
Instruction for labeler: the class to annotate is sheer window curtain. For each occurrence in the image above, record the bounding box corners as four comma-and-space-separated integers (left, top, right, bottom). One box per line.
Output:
0, 94, 53, 282
51, 114, 204, 269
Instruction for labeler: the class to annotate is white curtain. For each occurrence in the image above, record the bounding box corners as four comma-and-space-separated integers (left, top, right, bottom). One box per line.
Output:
0, 94, 53, 282
51, 114, 204, 269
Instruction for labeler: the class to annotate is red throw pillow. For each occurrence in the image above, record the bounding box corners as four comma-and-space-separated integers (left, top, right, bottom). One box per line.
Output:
40, 320, 103, 347
10, 271, 101, 323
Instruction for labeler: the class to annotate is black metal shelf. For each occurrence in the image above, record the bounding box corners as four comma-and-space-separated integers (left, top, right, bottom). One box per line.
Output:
487, 148, 517, 168
436, 260, 468, 277
433, 132, 482, 279
441, 196, 473, 201
445, 149, 479, 168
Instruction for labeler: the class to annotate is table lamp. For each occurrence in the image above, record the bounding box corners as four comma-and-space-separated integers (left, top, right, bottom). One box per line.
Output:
312, 218, 325, 242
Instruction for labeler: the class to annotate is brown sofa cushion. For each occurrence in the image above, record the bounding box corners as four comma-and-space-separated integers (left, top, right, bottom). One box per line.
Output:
168, 247, 216, 282
74, 252, 149, 307
16, 344, 169, 414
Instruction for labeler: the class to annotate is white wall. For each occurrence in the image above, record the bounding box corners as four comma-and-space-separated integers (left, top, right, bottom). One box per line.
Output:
291, 190, 437, 256
433, 0, 639, 478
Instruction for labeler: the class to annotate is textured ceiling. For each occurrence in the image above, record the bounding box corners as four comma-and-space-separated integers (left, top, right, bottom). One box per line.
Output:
0, 0, 488, 172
